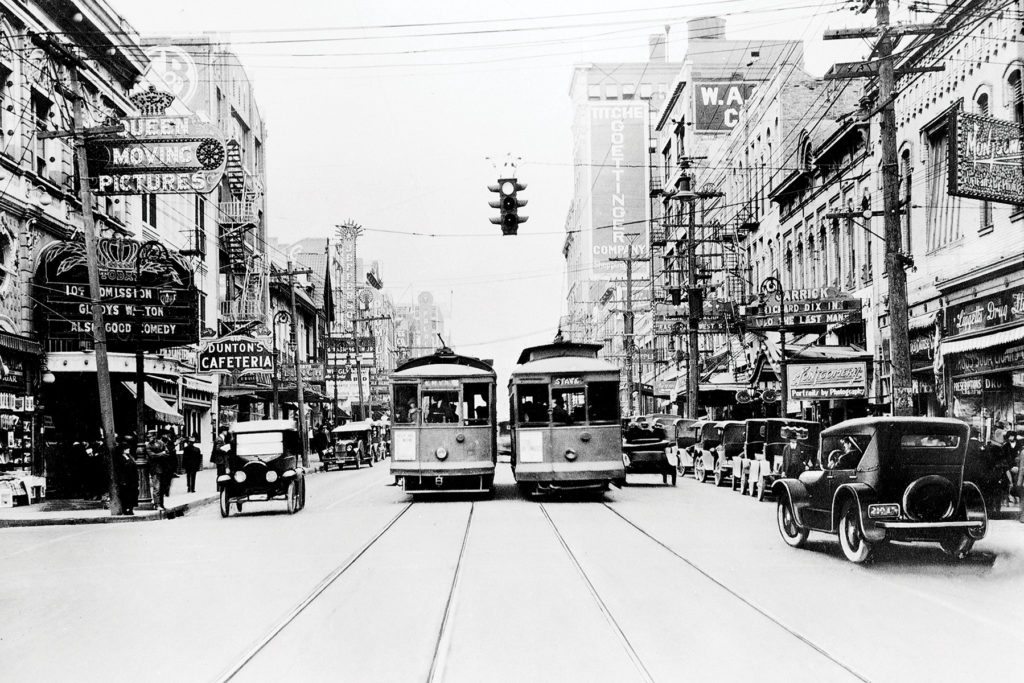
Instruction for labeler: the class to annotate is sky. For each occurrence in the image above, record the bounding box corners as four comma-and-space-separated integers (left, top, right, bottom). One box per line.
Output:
115, 0, 871, 387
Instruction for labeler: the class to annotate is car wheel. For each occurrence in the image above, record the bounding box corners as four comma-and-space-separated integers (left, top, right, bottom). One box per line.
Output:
838, 502, 873, 564
732, 470, 741, 491
299, 480, 307, 510
219, 488, 230, 518
286, 481, 298, 514
757, 478, 769, 502
694, 458, 707, 483
776, 498, 808, 548
940, 534, 974, 559
713, 465, 724, 487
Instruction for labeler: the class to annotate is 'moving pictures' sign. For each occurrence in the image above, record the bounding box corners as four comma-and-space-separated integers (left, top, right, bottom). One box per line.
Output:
947, 109, 1024, 206
786, 361, 868, 401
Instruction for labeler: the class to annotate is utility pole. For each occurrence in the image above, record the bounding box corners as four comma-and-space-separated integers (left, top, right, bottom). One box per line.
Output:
685, 194, 701, 421
70, 60, 122, 515
824, 0, 943, 416
610, 233, 649, 417
271, 263, 313, 466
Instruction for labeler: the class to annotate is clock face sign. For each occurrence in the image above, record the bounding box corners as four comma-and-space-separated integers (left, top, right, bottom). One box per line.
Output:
760, 277, 781, 296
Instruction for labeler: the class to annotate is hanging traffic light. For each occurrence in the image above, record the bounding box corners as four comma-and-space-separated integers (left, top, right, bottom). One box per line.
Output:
488, 178, 528, 235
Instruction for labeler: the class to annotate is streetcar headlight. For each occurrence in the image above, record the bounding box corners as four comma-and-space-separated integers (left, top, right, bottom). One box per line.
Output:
265, 470, 279, 483
565, 448, 578, 461
233, 471, 247, 483
435, 447, 448, 460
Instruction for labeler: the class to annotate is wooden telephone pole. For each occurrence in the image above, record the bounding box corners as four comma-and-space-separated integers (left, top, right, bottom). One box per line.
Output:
824, 0, 943, 416
610, 233, 649, 417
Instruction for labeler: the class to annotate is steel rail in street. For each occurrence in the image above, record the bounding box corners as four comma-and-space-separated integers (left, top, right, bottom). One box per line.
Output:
540, 503, 657, 683
426, 502, 476, 683
213, 501, 415, 683
601, 503, 871, 683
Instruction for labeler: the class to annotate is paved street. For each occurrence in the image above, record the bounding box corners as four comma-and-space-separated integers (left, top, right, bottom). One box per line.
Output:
2, 463, 1021, 683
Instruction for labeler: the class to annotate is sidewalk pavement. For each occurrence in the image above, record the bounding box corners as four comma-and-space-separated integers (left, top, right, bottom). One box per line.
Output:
0, 457, 328, 528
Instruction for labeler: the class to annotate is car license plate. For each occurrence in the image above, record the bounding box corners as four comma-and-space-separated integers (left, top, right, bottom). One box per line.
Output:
248, 493, 268, 501
868, 503, 900, 518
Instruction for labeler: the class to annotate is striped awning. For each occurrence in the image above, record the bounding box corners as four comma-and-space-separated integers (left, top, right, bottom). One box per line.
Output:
941, 324, 1024, 356
0, 331, 42, 355
908, 310, 938, 331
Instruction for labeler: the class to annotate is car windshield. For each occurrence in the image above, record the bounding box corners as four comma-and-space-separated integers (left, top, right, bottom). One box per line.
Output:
724, 425, 745, 443
821, 434, 872, 470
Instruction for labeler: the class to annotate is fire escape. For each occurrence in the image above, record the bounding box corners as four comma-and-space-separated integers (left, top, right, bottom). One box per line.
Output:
219, 139, 267, 328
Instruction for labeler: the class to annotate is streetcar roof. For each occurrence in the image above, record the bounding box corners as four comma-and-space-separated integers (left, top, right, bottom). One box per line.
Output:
392, 348, 496, 378
515, 341, 603, 365
510, 355, 620, 376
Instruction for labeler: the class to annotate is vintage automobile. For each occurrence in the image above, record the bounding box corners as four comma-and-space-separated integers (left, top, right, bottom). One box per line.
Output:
738, 418, 821, 501
772, 417, 988, 564
219, 420, 306, 517
668, 418, 705, 476
621, 416, 676, 485
693, 420, 744, 487
326, 421, 376, 470
732, 419, 766, 494
690, 421, 723, 483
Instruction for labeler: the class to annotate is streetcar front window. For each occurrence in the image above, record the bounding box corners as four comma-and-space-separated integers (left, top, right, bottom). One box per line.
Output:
551, 388, 585, 425
463, 383, 491, 425
393, 384, 418, 424
587, 382, 619, 424
423, 389, 460, 424
516, 384, 548, 425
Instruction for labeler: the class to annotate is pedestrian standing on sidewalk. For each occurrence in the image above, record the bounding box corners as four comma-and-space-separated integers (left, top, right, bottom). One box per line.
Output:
158, 431, 177, 499
146, 433, 168, 511
182, 438, 202, 493
212, 427, 230, 478
114, 436, 138, 515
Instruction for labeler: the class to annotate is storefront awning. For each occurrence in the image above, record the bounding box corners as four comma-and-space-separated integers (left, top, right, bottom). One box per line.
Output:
121, 381, 184, 425
942, 324, 1024, 356
0, 331, 41, 355
908, 310, 937, 331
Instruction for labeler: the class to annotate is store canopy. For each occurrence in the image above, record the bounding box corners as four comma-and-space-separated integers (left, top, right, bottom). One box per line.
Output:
121, 381, 184, 425
941, 324, 1024, 356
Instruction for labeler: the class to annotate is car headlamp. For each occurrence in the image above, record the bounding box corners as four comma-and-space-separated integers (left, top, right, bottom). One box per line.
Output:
265, 470, 279, 483
233, 471, 247, 483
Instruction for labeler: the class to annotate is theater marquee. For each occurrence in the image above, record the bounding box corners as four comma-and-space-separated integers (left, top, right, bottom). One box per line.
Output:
947, 109, 1024, 206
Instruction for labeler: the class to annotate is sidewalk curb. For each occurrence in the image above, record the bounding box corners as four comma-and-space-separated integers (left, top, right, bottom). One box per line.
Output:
0, 465, 327, 528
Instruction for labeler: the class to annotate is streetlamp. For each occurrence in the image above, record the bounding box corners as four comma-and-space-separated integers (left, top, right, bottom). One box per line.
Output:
271, 310, 291, 419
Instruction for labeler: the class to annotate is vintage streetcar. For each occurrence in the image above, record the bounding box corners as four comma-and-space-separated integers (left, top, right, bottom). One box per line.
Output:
509, 342, 625, 495
219, 420, 306, 517
390, 348, 497, 495
325, 420, 376, 470
772, 417, 988, 564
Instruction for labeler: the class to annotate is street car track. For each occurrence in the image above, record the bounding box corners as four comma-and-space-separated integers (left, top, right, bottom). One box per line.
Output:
601, 502, 872, 683
540, 503, 657, 683
212, 501, 415, 683
426, 502, 476, 683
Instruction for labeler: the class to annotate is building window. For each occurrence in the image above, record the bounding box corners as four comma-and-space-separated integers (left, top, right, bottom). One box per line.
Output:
925, 125, 959, 250
141, 194, 157, 228
32, 91, 52, 178
831, 218, 841, 287
977, 93, 994, 233
193, 195, 207, 257
845, 204, 856, 288
807, 233, 817, 287
862, 196, 872, 283
819, 225, 828, 285
900, 149, 913, 255
1009, 68, 1023, 124
587, 85, 602, 99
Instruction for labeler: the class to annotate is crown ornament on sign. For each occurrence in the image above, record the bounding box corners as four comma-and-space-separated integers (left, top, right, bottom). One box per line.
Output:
97, 237, 141, 273
129, 85, 175, 116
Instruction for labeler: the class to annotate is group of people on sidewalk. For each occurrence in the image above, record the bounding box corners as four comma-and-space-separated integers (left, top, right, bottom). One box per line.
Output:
107, 431, 204, 515
971, 429, 1024, 523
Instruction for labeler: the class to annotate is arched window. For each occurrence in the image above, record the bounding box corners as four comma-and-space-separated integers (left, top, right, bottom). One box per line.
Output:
862, 195, 873, 282
795, 239, 805, 289
831, 217, 842, 288
785, 243, 794, 289
818, 224, 828, 286
1008, 68, 1023, 124
807, 233, 817, 288
900, 148, 913, 255
976, 91, 994, 232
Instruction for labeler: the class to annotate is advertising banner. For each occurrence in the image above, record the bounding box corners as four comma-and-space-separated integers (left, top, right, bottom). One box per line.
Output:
693, 81, 756, 132
786, 362, 868, 400
87, 114, 227, 195
589, 103, 648, 275
945, 284, 1024, 338
947, 109, 1024, 206
37, 237, 199, 349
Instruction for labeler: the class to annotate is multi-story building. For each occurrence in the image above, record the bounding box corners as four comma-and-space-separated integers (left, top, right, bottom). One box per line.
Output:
562, 32, 681, 412
647, 17, 805, 415
394, 291, 446, 363
140, 35, 269, 429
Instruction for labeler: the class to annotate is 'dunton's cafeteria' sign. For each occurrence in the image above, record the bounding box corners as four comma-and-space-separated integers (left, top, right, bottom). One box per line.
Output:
198, 336, 274, 374
35, 237, 198, 350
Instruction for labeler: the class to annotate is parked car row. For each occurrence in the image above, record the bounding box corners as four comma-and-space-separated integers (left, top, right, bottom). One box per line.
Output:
624, 413, 989, 565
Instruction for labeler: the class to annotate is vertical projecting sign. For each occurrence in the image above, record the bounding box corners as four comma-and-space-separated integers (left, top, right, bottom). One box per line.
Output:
589, 103, 648, 275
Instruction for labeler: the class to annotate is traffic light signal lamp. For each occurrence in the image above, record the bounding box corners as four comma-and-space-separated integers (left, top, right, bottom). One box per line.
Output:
488, 178, 528, 235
